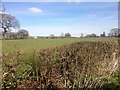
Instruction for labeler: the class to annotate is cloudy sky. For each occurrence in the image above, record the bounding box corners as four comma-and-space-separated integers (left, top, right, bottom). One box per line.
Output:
3, 2, 118, 37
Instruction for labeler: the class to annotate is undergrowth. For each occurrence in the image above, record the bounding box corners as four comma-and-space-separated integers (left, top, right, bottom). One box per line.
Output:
2, 41, 120, 89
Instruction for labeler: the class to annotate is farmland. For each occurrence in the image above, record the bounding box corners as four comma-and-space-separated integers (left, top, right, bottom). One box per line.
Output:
1, 37, 120, 89
2, 37, 118, 53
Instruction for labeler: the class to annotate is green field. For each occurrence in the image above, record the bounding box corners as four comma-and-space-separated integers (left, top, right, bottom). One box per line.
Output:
2, 37, 117, 53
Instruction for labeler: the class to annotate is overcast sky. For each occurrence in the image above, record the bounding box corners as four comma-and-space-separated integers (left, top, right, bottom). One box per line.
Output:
3, 2, 118, 37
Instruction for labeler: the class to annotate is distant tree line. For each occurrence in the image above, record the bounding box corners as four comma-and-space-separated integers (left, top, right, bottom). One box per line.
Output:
80, 28, 120, 38
108, 28, 120, 37
33, 28, 120, 39
37, 33, 72, 39
50, 33, 71, 38
1, 14, 120, 40
47, 28, 120, 39
1, 29, 29, 40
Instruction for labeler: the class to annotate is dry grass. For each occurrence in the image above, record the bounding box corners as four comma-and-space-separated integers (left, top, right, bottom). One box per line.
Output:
2, 39, 120, 89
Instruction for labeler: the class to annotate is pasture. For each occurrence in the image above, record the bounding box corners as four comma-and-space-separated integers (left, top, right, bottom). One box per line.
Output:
2, 37, 117, 53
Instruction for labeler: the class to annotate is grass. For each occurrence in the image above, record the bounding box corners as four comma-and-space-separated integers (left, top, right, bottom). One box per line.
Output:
2, 37, 117, 53
1, 37, 119, 89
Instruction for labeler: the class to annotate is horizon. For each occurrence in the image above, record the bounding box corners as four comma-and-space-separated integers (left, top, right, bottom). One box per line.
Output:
3, 2, 118, 37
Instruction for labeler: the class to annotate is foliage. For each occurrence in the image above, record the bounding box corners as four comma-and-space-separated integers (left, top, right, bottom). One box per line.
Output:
85, 33, 97, 37
108, 28, 120, 37
65, 33, 71, 37
100, 32, 106, 37
2, 40, 119, 89
17, 29, 29, 39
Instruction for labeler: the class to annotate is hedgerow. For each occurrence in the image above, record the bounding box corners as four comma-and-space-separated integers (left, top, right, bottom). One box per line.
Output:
2, 41, 120, 89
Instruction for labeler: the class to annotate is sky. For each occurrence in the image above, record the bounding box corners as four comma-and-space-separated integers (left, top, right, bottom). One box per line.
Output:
3, 0, 120, 2
3, 2, 118, 37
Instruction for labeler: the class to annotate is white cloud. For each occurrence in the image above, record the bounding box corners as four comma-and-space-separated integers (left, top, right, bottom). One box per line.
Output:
29, 7, 42, 14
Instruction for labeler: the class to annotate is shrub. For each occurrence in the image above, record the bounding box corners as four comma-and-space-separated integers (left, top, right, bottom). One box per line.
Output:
2, 41, 120, 89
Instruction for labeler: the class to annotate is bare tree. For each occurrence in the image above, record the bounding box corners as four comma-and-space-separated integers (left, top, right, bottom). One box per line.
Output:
0, 14, 20, 39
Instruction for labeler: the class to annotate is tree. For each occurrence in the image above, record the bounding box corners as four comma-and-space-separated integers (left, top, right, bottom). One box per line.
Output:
85, 33, 97, 37
50, 34, 55, 39
80, 33, 84, 38
108, 33, 112, 37
1, 14, 20, 33
60, 33, 64, 37
17, 29, 29, 39
109, 28, 120, 37
0, 14, 20, 39
50, 34, 54, 37
65, 33, 71, 37
100, 32, 106, 37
